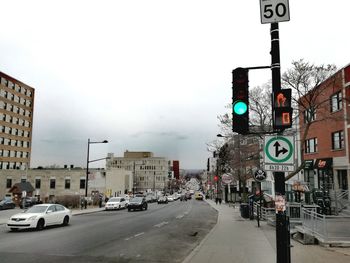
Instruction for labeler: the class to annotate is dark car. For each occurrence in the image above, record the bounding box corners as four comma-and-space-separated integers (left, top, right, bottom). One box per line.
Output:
0, 199, 16, 210
128, 197, 148, 211
19, 197, 40, 209
157, 196, 168, 204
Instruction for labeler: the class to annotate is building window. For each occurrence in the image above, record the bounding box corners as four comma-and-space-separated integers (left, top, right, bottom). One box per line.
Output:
80, 179, 86, 189
332, 131, 344, 150
330, 92, 342, 112
65, 179, 71, 189
303, 108, 316, 123
305, 138, 317, 153
21, 178, 26, 183
6, 178, 12, 188
50, 179, 56, 189
35, 179, 41, 189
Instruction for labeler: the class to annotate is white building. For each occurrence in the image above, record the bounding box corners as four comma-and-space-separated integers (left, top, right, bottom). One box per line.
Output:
106, 151, 169, 193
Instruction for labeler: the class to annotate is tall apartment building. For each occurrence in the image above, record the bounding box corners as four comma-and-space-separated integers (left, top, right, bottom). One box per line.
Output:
0, 72, 34, 170
106, 151, 169, 193
299, 63, 350, 192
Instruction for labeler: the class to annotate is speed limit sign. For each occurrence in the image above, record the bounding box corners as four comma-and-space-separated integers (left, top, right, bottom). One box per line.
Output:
260, 0, 290, 24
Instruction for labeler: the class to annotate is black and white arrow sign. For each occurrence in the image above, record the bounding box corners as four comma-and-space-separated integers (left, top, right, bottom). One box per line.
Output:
264, 136, 294, 165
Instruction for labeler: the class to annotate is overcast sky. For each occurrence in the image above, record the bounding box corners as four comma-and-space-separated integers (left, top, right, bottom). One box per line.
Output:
0, 0, 349, 169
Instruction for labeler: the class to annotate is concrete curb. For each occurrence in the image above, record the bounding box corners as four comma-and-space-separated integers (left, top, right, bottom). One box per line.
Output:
72, 208, 105, 216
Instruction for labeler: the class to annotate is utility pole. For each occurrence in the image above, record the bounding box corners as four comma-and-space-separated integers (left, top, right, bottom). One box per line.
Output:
271, 22, 291, 263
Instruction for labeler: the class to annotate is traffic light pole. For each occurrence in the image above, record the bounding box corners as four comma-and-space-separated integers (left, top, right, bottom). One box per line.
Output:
270, 22, 291, 263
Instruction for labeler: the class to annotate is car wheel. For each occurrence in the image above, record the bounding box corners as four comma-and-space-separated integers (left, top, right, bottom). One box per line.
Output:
128, 208, 131, 212
62, 216, 69, 226
144, 205, 148, 210
36, 218, 45, 231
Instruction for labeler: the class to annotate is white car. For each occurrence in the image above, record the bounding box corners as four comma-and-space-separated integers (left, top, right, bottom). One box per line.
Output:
105, 197, 127, 210
7, 204, 71, 231
166, 195, 174, 202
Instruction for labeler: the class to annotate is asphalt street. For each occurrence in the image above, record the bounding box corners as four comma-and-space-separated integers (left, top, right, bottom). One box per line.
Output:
0, 199, 217, 263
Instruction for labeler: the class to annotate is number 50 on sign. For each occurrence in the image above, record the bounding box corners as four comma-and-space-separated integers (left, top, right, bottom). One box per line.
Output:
260, 0, 290, 24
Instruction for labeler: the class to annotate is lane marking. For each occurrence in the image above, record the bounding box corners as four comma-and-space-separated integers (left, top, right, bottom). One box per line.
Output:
176, 214, 184, 219
154, 221, 169, 228
134, 232, 144, 237
126, 232, 145, 240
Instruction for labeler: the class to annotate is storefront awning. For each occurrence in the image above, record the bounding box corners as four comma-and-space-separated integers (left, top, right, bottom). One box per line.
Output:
314, 158, 333, 170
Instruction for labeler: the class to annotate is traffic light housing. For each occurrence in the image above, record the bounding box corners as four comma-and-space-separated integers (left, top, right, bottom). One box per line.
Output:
272, 89, 293, 130
232, 67, 249, 134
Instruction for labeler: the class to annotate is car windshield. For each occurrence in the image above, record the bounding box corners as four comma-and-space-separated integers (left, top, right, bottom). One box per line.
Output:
25, 205, 48, 213
109, 197, 121, 202
130, 197, 142, 202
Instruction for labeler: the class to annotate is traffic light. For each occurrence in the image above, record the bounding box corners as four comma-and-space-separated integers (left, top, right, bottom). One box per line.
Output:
214, 175, 219, 182
232, 67, 249, 134
272, 89, 293, 130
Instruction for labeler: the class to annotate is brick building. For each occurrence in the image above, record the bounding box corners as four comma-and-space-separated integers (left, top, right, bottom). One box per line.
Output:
299, 63, 350, 192
0, 72, 34, 170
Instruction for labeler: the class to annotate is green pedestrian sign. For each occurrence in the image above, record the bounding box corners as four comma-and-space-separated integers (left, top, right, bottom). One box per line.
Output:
264, 135, 294, 172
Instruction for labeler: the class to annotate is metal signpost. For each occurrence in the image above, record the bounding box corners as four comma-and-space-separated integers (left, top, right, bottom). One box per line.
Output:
253, 169, 267, 227
260, 1, 291, 262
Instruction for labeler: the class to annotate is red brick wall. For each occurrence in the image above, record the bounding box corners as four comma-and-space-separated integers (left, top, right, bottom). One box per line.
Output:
173, 161, 179, 179
299, 70, 346, 160
344, 65, 350, 84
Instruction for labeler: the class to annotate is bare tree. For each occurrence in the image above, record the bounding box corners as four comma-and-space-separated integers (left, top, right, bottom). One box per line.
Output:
212, 59, 338, 188
282, 59, 338, 180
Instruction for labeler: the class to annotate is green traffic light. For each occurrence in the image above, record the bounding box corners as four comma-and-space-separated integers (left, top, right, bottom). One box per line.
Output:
233, 101, 248, 115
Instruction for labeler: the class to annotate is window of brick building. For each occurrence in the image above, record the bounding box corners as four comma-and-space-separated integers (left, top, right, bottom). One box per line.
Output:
332, 131, 344, 150
305, 138, 318, 153
330, 92, 342, 112
303, 108, 316, 123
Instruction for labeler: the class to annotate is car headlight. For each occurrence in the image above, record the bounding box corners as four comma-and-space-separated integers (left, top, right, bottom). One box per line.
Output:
27, 216, 37, 221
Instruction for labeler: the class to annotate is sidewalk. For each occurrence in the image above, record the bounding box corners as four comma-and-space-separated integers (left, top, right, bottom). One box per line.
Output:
0, 206, 105, 225
183, 199, 276, 263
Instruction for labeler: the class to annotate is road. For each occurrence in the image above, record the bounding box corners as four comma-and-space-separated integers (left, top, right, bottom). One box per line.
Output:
0, 199, 217, 263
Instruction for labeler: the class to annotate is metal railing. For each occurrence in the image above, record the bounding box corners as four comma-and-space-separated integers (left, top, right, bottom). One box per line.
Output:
286, 202, 302, 223
328, 189, 349, 214
253, 202, 275, 220
302, 208, 350, 243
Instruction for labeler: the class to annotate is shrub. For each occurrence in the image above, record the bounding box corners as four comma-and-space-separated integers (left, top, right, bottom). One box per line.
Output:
54, 195, 80, 208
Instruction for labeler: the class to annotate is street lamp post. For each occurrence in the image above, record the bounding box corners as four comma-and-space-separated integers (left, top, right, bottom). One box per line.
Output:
85, 139, 108, 197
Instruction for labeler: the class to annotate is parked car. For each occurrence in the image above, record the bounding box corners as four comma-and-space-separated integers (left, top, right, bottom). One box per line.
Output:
123, 195, 131, 207
7, 204, 71, 231
105, 197, 127, 210
0, 199, 16, 210
157, 196, 168, 204
166, 195, 174, 202
19, 197, 41, 209
128, 197, 148, 211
